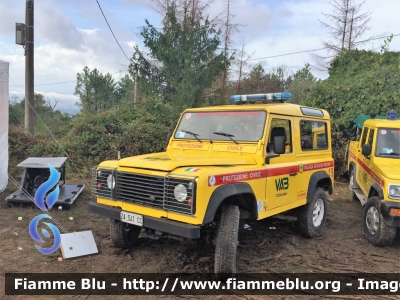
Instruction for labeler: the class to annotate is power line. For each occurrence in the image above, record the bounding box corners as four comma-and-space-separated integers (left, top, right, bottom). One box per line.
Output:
247, 48, 325, 61
247, 33, 400, 62
95, 0, 130, 61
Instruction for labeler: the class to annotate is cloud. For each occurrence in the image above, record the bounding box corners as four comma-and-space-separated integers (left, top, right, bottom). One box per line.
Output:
3, 0, 400, 105
208, 0, 273, 44
0, 2, 23, 35
35, 2, 86, 50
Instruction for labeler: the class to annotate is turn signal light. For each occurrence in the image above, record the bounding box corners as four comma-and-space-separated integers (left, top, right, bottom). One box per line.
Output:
390, 208, 400, 216
97, 183, 103, 189
188, 198, 193, 205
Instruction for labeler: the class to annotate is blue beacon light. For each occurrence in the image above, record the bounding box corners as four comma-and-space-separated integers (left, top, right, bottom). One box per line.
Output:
387, 109, 396, 120
230, 92, 292, 104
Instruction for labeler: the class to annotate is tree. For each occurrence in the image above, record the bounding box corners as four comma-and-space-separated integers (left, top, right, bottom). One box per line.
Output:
287, 64, 317, 104
74, 66, 117, 113
151, 0, 215, 24
130, 2, 228, 109
314, 0, 371, 70
235, 64, 292, 95
230, 41, 253, 95
9, 93, 72, 138
116, 74, 135, 104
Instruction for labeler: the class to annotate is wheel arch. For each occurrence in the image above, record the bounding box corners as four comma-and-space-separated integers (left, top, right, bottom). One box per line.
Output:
203, 182, 257, 224
306, 171, 333, 203
349, 161, 356, 175
368, 183, 384, 199
349, 162, 360, 189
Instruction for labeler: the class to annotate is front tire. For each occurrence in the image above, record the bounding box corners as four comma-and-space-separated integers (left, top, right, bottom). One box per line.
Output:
362, 197, 396, 246
298, 187, 327, 237
110, 220, 141, 248
214, 204, 240, 280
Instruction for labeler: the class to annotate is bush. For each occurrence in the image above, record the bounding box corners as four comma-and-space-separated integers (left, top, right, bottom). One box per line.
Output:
304, 50, 400, 178
61, 99, 179, 173
8, 125, 62, 177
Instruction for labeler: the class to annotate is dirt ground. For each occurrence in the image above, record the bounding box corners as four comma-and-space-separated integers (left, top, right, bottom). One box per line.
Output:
0, 178, 399, 300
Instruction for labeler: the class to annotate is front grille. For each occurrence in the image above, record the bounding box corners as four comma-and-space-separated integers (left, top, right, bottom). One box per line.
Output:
116, 172, 164, 208
93, 166, 197, 215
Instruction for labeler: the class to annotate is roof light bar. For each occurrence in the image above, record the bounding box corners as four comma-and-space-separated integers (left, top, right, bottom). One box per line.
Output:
230, 92, 292, 104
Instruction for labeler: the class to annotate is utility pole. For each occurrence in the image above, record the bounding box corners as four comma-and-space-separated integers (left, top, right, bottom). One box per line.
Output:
25, 0, 34, 134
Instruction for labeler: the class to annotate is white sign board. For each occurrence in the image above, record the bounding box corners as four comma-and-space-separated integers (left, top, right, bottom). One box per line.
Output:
60, 230, 98, 259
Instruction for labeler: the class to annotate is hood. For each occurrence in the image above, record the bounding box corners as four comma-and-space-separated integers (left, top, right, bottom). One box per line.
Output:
374, 161, 400, 180
118, 152, 257, 171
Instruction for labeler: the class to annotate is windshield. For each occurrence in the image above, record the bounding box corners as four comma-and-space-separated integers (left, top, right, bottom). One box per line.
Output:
174, 111, 267, 142
375, 128, 400, 158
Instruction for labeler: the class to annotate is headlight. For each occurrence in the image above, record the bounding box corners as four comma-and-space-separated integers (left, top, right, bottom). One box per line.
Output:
107, 174, 115, 189
388, 184, 400, 199
174, 184, 187, 202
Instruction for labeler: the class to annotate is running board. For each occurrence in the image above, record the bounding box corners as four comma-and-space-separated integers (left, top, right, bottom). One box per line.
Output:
354, 188, 367, 206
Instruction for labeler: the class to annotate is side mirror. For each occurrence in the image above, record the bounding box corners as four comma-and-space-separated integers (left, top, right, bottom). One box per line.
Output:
362, 144, 372, 157
274, 136, 286, 154
166, 132, 172, 144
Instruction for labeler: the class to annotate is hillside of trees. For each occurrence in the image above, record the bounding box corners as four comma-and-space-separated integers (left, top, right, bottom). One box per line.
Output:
7, 1, 400, 178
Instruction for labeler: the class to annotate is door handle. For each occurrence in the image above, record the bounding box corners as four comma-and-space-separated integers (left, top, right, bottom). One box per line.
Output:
290, 172, 297, 176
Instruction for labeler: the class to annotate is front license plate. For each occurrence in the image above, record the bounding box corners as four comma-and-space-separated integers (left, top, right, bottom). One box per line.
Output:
120, 211, 143, 226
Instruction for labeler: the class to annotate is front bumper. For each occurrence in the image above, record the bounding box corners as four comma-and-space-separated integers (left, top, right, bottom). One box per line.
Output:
380, 200, 400, 227
88, 202, 200, 239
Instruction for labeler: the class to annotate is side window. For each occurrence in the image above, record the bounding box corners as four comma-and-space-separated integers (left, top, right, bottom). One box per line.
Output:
300, 120, 328, 150
360, 127, 369, 146
268, 119, 292, 153
367, 129, 375, 145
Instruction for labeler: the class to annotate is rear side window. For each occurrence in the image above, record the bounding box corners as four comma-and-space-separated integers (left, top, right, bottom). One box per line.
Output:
360, 127, 369, 146
300, 120, 328, 150
367, 129, 375, 146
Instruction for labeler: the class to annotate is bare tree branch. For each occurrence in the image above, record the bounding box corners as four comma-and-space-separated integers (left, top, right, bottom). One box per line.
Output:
313, 0, 372, 72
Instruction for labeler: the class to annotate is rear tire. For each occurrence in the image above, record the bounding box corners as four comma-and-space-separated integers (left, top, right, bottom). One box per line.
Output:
110, 220, 141, 248
362, 197, 396, 246
214, 204, 240, 280
298, 187, 327, 237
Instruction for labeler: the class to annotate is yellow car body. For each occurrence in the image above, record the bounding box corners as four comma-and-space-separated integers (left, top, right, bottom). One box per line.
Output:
347, 116, 400, 246
89, 93, 334, 276
90, 101, 333, 234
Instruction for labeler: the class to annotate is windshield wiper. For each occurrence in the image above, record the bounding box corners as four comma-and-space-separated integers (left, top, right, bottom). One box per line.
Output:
213, 131, 238, 144
379, 152, 400, 157
181, 130, 202, 143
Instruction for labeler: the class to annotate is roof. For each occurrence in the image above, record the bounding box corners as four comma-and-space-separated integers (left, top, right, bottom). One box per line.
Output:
353, 114, 400, 129
184, 103, 330, 120
17, 157, 67, 168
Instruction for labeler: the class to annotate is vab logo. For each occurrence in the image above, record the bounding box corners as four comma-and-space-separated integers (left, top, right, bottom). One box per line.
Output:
362, 172, 368, 183
275, 177, 289, 191
28, 164, 61, 255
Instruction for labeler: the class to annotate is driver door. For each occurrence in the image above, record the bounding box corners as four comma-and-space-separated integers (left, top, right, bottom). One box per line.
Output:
357, 127, 373, 194
265, 116, 298, 209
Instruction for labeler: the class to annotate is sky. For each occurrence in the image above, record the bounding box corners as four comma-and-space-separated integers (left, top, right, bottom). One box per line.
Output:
1, 0, 399, 114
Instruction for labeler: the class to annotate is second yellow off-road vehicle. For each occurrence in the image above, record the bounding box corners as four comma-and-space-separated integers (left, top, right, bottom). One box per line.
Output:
89, 92, 334, 278
347, 112, 400, 246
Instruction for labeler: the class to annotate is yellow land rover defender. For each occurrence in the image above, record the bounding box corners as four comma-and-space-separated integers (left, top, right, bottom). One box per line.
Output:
89, 92, 334, 277
347, 111, 400, 246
